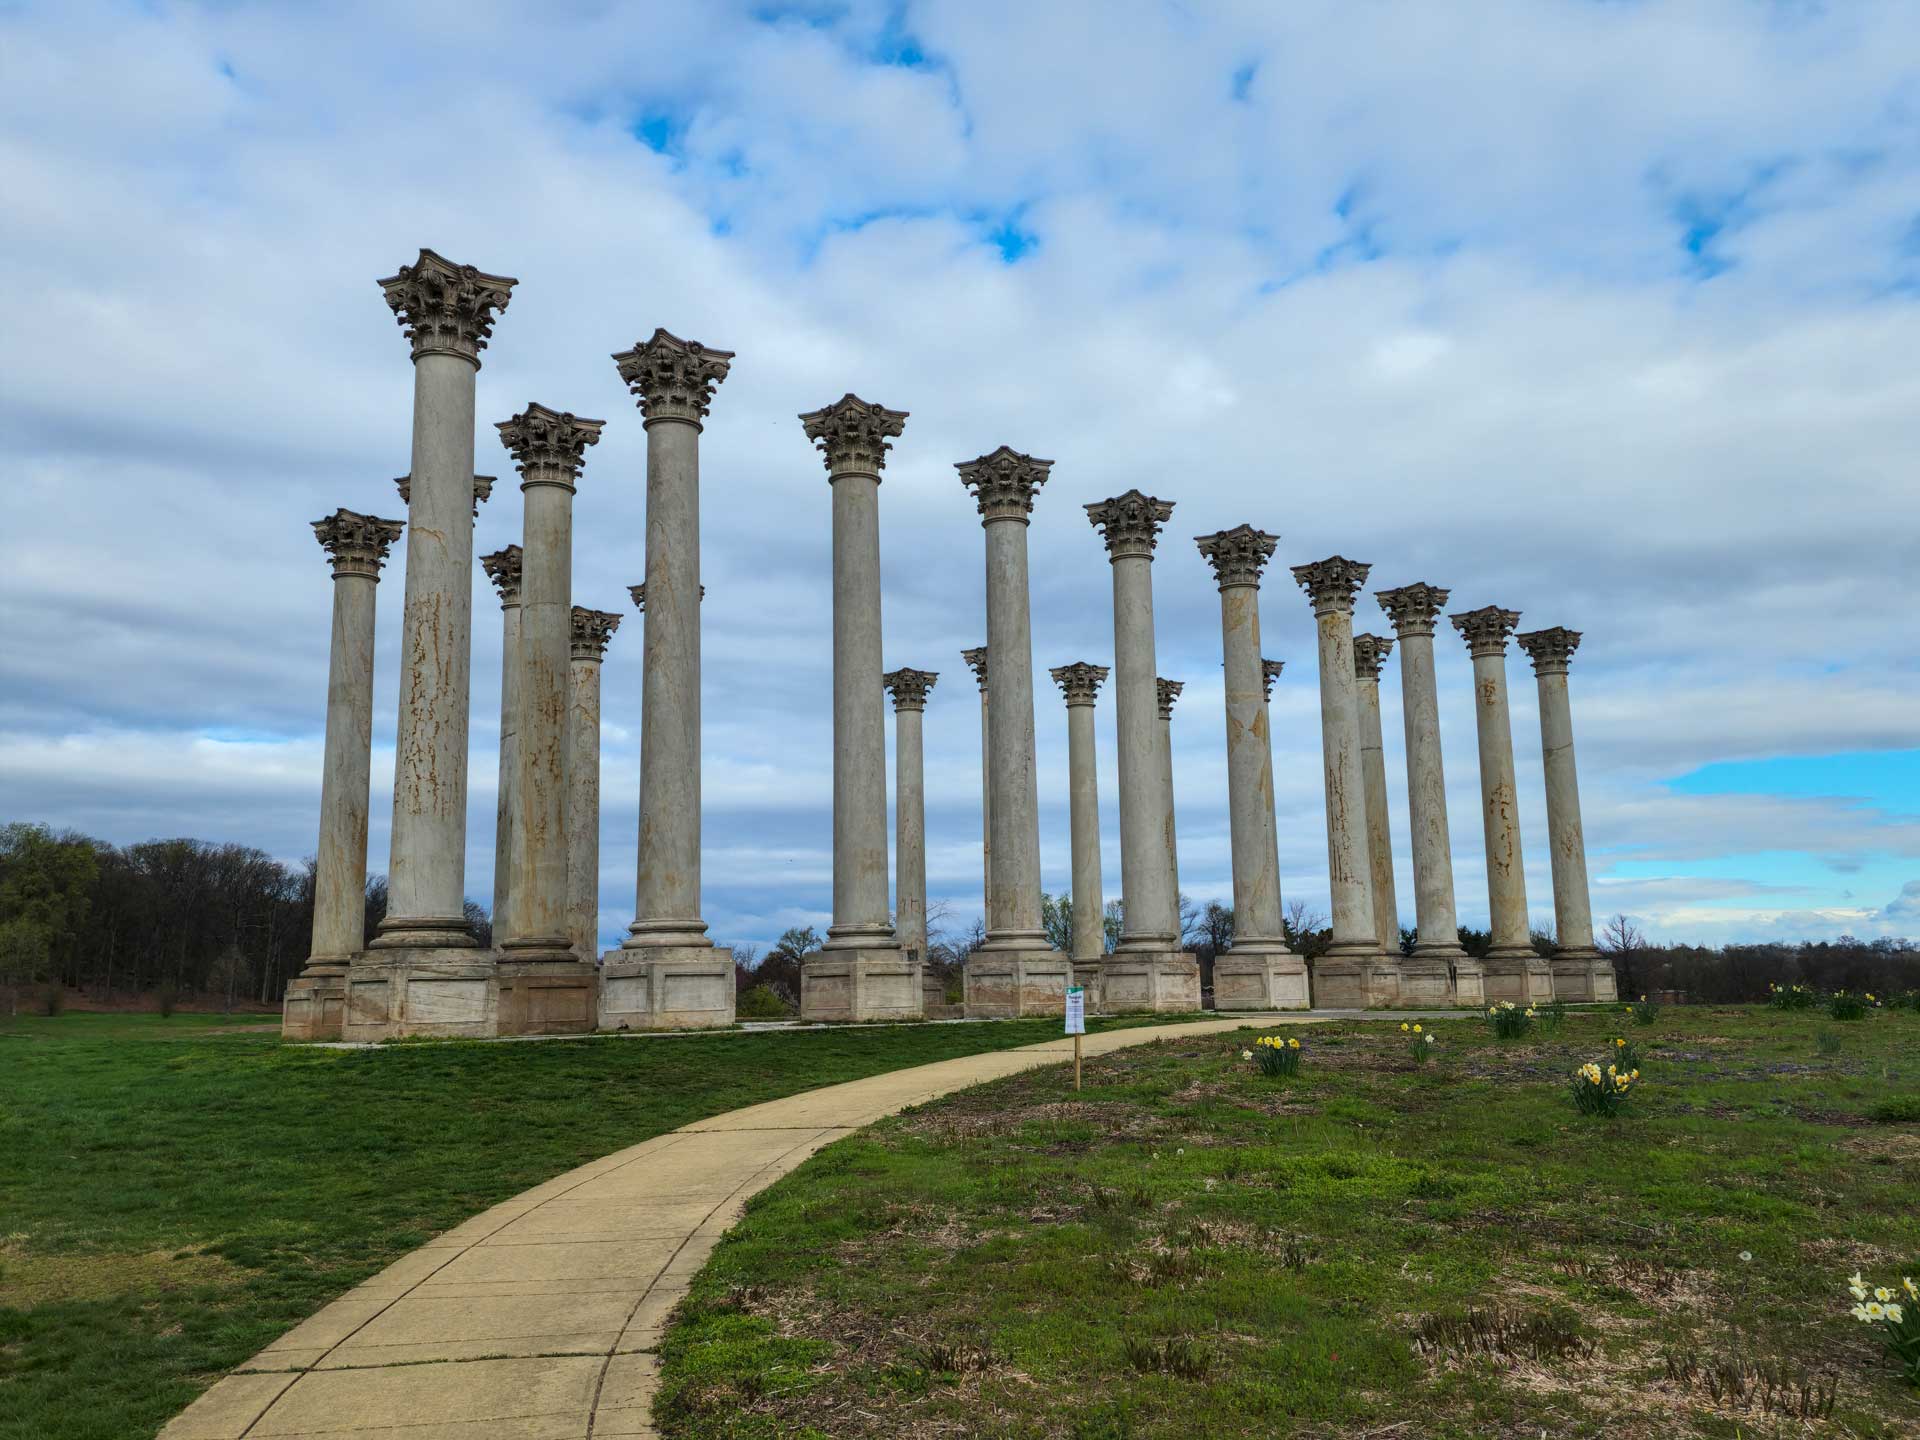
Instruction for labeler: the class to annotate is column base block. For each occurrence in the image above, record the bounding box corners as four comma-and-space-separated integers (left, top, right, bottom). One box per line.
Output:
1482, 949, 1556, 1004
966, 947, 1073, 1018
1384, 956, 1457, 1007
343, 950, 499, 1042
1310, 945, 1397, 1008
1211, 946, 1310, 1011
498, 959, 598, 1036
281, 973, 346, 1042
1097, 949, 1201, 1014
1550, 949, 1617, 1003
800, 947, 923, 1023
1449, 957, 1487, 1006
1070, 960, 1104, 1011
599, 948, 737, 1030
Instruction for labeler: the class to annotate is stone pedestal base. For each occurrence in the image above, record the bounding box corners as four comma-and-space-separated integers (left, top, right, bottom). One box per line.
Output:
498, 959, 598, 1036
1309, 944, 1396, 1008
1482, 949, 1555, 1005
1386, 956, 1455, 1007
1098, 948, 1200, 1014
1070, 960, 1104, 1011
281, 972, 346, 1041
800, 946, 923, 1023
1550, 949, 1617, 1003
922, 968, 950, 1013
1450, 957, 1487, 1006
966, 947, 1072, 1018
343, 950, 497, 1042
1211, 945, 1310, 1011
599, 947, 737, 1030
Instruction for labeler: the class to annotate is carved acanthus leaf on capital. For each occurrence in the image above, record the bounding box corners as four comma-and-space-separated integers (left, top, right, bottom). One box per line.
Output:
1050, 661, 1110, 707
313, 508, 404, 579
961, 646, 989, 691
800, 394, 909, 477
1262, 658, 1284, 701
1086, 490, 1176, 560
1195, 525, 1279, 589
626, 581, 705, 613
377, 248, 517, 366
1451, 605, 1523, 657
1156, 677, 1184, 721
883, 667, 939, 711
1375, 581, 1452, 638
395, 473, 494, 517
569, 607, 622, 661
1516, 626, 1582, 675
497, 404, 605, 491
1353, 633, 1396, 681
480, 545, 524, 607
1290, 556, 1372, 615
613, 328, 735, 426
957, 446, 1053, 524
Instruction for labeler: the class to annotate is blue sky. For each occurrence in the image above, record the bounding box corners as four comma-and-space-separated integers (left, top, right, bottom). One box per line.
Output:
2, 0, 1918, 951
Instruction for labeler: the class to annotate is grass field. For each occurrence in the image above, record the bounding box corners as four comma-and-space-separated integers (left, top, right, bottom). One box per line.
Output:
0, 1009, 1175, 1440
657, 1007, 1920, 1439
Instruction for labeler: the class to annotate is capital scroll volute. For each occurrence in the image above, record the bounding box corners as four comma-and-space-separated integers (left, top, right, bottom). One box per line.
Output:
800, 394, 909, 478
1195, 525, 1279, 589
1261, 658, 1284, 701
497, 403, 605, 492
958, 446, 1053, 524
313, 508, 404, 580
883, 667, 939, 712
481, 545, 523, 607
570, 607, 622, 662
1086, 490, 1175, 561
961, 646, 990, 691
1516, 626, 1582, 675
613, 328, 735, 428
1156, 677, 1184, 721
1290, 556, 1372, 616
377, 248, 517, 367
1353, 633, 1395, 682
1451, 606, 1522, 658
1374, 582, 1451, 638
1050, 661, 1110, 707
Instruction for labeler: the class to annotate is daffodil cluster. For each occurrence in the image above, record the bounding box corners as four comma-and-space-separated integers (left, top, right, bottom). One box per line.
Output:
1401, 1021, 1438, 1064
1250, 1032, 1303, 1077
1611, 1035, 1643, 1070
1828, 988, 1876, 1021
1485, 1000, 1534, 1040
1848, 1272, 1920, 1387
1766, 981, 1817, 1010
1570, 1059, 1639, 1116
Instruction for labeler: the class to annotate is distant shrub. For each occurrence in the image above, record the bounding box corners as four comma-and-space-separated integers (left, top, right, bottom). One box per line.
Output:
1867, 1095, 1920, 1124
1827, 990, 1873, 1022
157, 986, 177, 1018
736, 985, 790, 1020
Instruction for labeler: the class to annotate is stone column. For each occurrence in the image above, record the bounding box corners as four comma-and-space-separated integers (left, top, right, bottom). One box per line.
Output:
568, 608, 621, 961
493, 403, 604, 1034
1353, 633, 1409, 1005
285, 509, 403, 1041
602, 330, 736, 1031
884, 668, 938, 1010
1156, 679, 1185, 926
352, 249, 514, 1043
371, 251, 513, 951
1375, 584, 1477, 1003
480, 546, 523, 946
798, 395, 918, 1021
961, 645, 991, 908
1262, 659, 1286, 919
1290, 557, 1390, 1008
1452, 606, 1553, 1003
1087, 491, 1200, 1012
1050, 662, 1110, 996
1518, 627, 1615, 1002
1195, 527, 1306, 1010
955, 448, 1068, 1018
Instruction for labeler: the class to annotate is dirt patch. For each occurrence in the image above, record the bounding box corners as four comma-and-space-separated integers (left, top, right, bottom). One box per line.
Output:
0, 1239, 245, 1308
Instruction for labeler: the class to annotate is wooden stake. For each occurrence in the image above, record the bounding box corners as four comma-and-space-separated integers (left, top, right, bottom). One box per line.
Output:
1074, 1032, 1082, 1091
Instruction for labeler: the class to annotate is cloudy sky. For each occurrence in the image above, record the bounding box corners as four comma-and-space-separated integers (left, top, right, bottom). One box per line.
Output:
4, 0, 1918, 954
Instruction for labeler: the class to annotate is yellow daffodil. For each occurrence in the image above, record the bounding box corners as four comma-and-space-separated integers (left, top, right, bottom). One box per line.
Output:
1850, 1273, 1869, 1301
1903, 1277, 1917, 1300
1412, 1023, 1422, 1033
1889, 1303, 1905, 1324
1401, 1022, 1410, 1032
1875, 1287, 1894, 1303
1866, 1301, 1886, 1320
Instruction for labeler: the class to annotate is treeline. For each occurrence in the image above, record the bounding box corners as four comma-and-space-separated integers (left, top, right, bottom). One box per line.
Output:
0, 823, 488, 1013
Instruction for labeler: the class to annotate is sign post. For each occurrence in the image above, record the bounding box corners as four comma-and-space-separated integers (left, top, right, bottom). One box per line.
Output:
1064, 985, 1086, 1091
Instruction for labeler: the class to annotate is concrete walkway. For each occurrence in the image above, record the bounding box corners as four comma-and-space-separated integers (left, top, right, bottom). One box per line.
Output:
159, 1012, 1405, 1439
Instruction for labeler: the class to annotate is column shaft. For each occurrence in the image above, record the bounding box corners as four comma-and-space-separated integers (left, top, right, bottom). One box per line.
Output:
1398, 631, 1462, 951
1157, 688, 1182, 933
377, 352, 479, 947
1111, 555, 1174, 945
829, 471, 894, 940
978, 687, 991, 903
1315, 608, 1378, 952
493, 604, 521, 940
1219, 590, 1283, 940
1537, 670, 1594, 952
567, 654, 603, 957
1471, 650, 1531, 955
1065, 701, 1104, 962
984, 519, 1045, 942
1356, 674, 1400, 958
312, 571, 379, 963
507, 478, 572, 953
894, 706, 927, 958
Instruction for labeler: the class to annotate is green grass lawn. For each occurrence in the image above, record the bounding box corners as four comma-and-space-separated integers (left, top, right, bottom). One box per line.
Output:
0, 1009, 1174, 1440
657, 1007, 1920, 1439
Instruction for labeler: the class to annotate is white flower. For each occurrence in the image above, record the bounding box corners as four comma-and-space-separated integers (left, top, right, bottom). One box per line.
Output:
1424, 1034, 1437, 1046
1866, 1301, 1886, 1320
1875, 1287, 1894, 1303
1242, 1050, 1253, 1061
1853, 1303, 1874, 1322
1889, 1303, 1906, 1324
1739, 1252, 1752, 1263
1849, 1272, 1869, 1301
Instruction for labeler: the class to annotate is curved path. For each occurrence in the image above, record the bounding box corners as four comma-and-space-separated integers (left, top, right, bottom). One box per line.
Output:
161, 1014, 1340, 1439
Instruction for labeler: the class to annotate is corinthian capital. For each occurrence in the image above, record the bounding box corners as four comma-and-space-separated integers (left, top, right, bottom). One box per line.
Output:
957, 446, 1052, 524
1353, 633, 1395, 681
497, 403, 605, 492
481, 545, 523, 607
1156, 677, 1184, 721
1195, 525, 1279, 589
1517, 626, 1582, 675
1374, 582, 1451, 638
570, 607, 622, 661
313, 508, 404, 579
961, 646, 990, 691
883, 667, 938, 711
613, 328, 734, 427
395, 473, 493, 516
626, 581, 704, 613
1086, 490, 1175, 561
800, 394, 909, 477
1290, 556, 1371, 615
1050, 662, 1109, 707
1451, 605, 1522, 657
1262, 658, 1284, 701
377, 248, 516, 366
